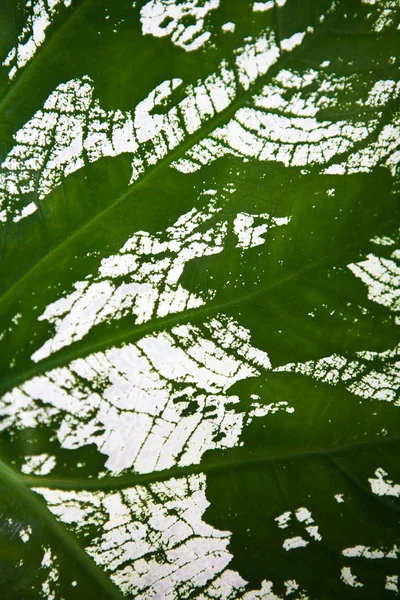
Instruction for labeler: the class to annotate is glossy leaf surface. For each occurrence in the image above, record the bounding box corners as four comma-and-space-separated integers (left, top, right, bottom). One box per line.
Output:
0, 0, 399, 598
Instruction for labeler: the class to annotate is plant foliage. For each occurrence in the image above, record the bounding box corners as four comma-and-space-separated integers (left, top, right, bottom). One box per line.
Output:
0, 0, 399, 598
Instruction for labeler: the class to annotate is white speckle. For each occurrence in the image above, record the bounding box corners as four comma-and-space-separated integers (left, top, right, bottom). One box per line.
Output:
283, 536, 309, 551
41, 547, 54, 568
341, 567, 364, 588
21, 453, 56, 475
324, 164, 346, 175
284, 580, 299, 596
221, 22, 235, 33
371, 235, 395, 246
275, 510, 291, 529
252, 1, 274, 12
13, 201, 37, 223
249, 400, 294, 419
233, 212, 290, 250
343, 544, 399, 559
295, 507, 313, 524
19, 526, 32, 544
306, 525, 322, 541
334, 493, 344, 503
140, 0, 220, 52
11, 313, 22, 326
369, 467, 400, 497
281, 31, 306, 52
386, 575, 399, 593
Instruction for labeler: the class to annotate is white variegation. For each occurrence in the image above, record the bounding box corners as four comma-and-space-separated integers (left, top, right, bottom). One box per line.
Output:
31, 188, 290, 362
2, 0, 73, 80
140, 0, 220, 51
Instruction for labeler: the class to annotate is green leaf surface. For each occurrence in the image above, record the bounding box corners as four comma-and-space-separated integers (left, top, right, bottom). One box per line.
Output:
0, 0, 399, 598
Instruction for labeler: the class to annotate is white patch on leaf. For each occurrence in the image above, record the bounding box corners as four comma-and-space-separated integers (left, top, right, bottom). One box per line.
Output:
0, 76, 139, 221
386, 575, 399, 593
281, 31, 306, 52
36, 475, 243, 599
295, 507, 313, 524
348, 252, 400, 314
1, 32, 281, 223
340, 567, 363, 588
32, 193, 290, 362
21, 453, 56, 476
369, 467, 400, 498
343, 544, 399, 559
275, 344, 400, 404
19, 526, 32, 544
275, 511, 291, 529
234, 212, 290, 250
252, 2, 274, 13
221, 22, 236, 33
2, 315, 274, 475
284, 580, 299, 596
234, 33, 280, 91
13, 201, 37, 223
2, 0, 73, 79
140, 0, 219, 51
283, 536, 309, 551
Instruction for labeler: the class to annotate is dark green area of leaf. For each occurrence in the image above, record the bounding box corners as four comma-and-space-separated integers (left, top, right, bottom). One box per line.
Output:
204, 372, 400, 598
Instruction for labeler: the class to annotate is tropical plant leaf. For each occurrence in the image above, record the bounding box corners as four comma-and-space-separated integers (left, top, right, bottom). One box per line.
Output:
0, 0, 399, 598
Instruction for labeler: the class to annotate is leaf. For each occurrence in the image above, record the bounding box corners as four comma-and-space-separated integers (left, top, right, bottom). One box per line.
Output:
0, 0, 399, 598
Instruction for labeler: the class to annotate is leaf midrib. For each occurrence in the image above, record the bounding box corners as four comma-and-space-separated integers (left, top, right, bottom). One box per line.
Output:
19, 431, 400, 492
